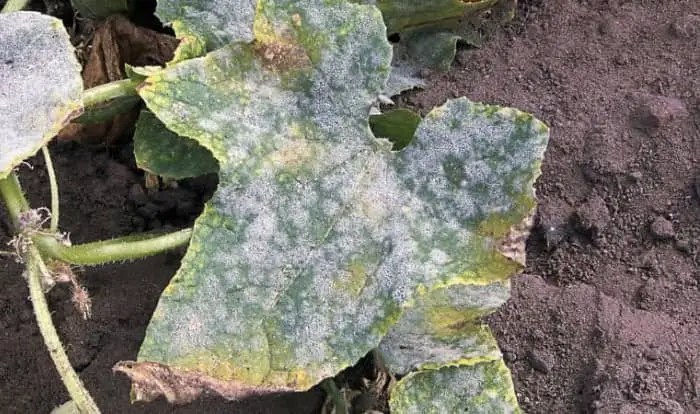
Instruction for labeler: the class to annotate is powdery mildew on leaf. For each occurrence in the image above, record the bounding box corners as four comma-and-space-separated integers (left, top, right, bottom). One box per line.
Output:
0, 12, 83, 179
378, 282, 509, 375
389, 360, 522, 413
132, 0, 548, 400
156, 0, 257, 52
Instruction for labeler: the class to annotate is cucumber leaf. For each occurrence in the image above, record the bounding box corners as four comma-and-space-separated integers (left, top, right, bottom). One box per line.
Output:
0, 12, 83, 179
389, 359, 522, 413
134, 110, 219, 179
368, 0, 516, 95
118, 0, 547, 404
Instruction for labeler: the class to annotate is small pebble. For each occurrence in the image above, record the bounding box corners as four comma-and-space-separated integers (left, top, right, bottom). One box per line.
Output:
649, 216, 675, 240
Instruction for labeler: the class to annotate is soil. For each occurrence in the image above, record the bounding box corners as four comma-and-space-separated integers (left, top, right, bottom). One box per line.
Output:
1, 0, 699, 413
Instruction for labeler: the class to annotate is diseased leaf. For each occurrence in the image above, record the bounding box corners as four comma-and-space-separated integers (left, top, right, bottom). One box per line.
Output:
365, 0, 516, 94
0, 11, 83, 179
124, 0, 547, 404
70, 0, 129, 20
368, 0, 498, 34
378, 282, 510, 375
156, 0, 258, 52
389, 360, 522, 413
369, 109, 421, 150
134, 110, 219, 179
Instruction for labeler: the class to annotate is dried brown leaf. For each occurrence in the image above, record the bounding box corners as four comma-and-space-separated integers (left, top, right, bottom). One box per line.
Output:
58, 15, 178, 145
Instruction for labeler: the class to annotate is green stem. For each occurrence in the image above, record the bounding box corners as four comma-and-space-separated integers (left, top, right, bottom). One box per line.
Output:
0, 172, 30, 228
34, 228, 193, 265
27, 246, 101, 414
321, 379, 348, 414
1, 0, 29, 13
41, 146, 59, 232
82, 79, 140, 109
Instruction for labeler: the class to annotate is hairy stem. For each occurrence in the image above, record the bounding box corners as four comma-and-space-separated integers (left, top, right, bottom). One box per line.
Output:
1, 0, 29, 13
27, 246, 101, 414
82, 79, 140, 108
0, 173, 30, 228
34, 228, 193, 265
41, 146, 60, 232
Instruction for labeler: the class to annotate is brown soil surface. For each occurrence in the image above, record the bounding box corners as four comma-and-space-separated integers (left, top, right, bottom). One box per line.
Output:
1, 0, 699, 413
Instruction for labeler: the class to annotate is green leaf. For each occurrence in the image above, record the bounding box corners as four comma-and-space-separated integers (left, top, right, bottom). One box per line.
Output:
70, 0, 129, 20
369, 0, 498, 34
127, 0, 547, 402
364, 0, 514, 94
369, 109, 421, 150
73, 96, 141, 125
134, 110, 219, 179
0, 11, 83, 179
389, 359, 522, 413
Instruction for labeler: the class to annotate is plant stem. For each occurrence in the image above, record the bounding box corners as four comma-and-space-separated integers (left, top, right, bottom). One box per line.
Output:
82, 79, 140, 109
34, 228, 193, 265
27, 245, 101, 413
1, 0, 29, 13
321, 379, 348, 414
41, 146, 60, 232
0, 172, 30, 228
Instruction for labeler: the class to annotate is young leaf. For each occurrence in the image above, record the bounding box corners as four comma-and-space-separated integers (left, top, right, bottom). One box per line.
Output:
389, 359, 522, 413
134, 110, 219, 179
0, 12, 83, 179
122, 0, 547, 403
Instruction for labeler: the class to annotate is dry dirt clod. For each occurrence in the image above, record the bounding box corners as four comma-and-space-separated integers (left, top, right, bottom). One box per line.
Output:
670, 14, 700, 39
630, 95, 689, 133
527, 349, 555, 374
573, 194, 611, 238
649, 216, 675, 240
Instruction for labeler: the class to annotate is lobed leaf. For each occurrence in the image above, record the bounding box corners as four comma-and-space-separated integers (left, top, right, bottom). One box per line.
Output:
0, 12, 83, 179
126, 0, 547, 404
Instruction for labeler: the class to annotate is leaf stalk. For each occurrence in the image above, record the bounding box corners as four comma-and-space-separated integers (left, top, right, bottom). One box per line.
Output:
82, 79, 140, 109
42, 146, 60, 232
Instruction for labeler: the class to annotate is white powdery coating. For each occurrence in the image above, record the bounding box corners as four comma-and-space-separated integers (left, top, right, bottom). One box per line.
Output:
397, 99, 545, 223
136, 0, 546, 389
379, 282, 511, 375
0, 12, 82, 178
157, 0, 257, 49
391, 363, 520, 414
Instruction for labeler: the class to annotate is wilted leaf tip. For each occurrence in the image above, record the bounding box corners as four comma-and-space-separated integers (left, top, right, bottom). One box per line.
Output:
114, 360, 292, 404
